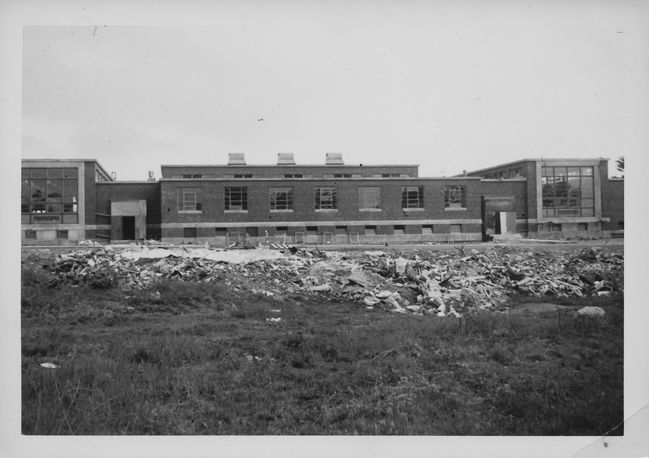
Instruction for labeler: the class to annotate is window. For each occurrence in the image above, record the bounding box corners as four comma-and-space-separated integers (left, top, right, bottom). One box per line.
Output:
270, 188, 293, 211
225, 187, 247, 211
184, 227, 197, 238
24, 230, 36, 239
335, 226, 347, 235
233, 174, 254, 179
182, 174, 202, 179
394, 225, 405, 235
275, 226, 288, 235
22, 167, 78, 224
402, 186, 424, 209
315, 187, 337, 210
214, 228, 227, 236
444, 185, 466, 209
333, 173, 352, 178
56, 230, 69, 239
359, 187, 381, 210
178, 188, 201, 211
284, 174, 303, 178
577, 223, 588, 231
549, 223, 562, 232
541, 166, 594, 217
423, 225, 433, 234
449, 224, 462, 233
365, 225, 377, 235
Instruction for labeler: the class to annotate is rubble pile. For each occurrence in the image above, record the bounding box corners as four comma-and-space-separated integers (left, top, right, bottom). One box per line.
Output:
35, 244, 623, 317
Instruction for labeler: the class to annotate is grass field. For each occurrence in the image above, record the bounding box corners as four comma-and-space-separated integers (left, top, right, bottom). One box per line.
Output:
21, 249, 624, 435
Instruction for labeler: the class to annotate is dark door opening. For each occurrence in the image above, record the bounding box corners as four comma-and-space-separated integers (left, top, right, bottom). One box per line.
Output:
122, 216, 135, 240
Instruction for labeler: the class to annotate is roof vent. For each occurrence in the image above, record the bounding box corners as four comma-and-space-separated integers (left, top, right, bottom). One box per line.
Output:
277, 153, 296, 165
228, 153, 246, 165
325, 153, 344, 165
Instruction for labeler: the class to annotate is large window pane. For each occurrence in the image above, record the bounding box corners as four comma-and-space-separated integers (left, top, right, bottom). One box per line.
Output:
31, 179, 47, 202
47, 168, 62, 178
315, 187, 337, 210
47, 179, 62, 202
62, 180, 78, 201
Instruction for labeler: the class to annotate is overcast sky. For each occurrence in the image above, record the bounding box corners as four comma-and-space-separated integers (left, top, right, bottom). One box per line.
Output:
21, 2, 645, 180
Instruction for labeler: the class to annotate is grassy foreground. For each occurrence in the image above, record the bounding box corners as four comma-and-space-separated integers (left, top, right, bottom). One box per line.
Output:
21, 273, 623, 435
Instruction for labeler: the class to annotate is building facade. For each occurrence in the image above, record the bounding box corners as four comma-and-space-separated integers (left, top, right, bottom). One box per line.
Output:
21, 154, 624, 245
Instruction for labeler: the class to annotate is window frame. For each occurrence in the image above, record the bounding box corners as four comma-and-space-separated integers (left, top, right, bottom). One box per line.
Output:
269, 187, 293, 212
359, 187, 382, 211
315, 187, 337, 210
224, 186, 248, 212
401, 186, 424, 209
178, 188, 201, 212
444, 185, 467, 209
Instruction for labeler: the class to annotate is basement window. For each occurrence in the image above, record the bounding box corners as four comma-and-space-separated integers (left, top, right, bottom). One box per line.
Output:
577, 223, 588, 231
25, 230, 36, 239
184, 227, 197, 238
394, 225, 405, 235
56, 230, 69, 239
449, 224, 462, 233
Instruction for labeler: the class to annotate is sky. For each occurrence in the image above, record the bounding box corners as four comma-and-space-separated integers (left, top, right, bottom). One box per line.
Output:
20, 1, 647, 180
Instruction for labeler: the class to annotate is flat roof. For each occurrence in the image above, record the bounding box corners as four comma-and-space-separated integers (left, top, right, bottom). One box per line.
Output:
467, 157, 608, 175
160, 163, 420, 168
22, 158, 113, 180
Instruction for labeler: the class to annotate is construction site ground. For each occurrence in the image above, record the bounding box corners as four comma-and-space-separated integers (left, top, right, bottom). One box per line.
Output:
20, 240, 624, 435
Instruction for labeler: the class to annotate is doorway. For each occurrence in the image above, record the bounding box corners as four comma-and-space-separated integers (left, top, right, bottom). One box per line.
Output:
122, 216, 135, 240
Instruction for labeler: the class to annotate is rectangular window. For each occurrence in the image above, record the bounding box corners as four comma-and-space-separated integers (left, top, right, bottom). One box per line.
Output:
422, 225, 433, 234
22, 168, 79, 224
214, 228, 227, 236
24, 230, 36, 239
449, 224, 462, 233
233, 174, 254, 179
269, 187, 293, 211
394, 225, 405, 235
577, 223, 588, 231
182, 174, 202, 179
365, 225, 377, 235
335, 226, 347, 235
178, 188, 201, 211
56, 230, 68, 239
284, 174, 303, 178
444, 185, 466, 208
184, 227, 197, 238
402, 186, 424, 209
315, 187, 337, 210
275, 226, 288, 235
225, 187, 247, 211
541, 166, 594, 216
359, 187, 381, 210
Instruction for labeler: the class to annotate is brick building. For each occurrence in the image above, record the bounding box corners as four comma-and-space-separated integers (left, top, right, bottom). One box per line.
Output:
21, 154, 624, 245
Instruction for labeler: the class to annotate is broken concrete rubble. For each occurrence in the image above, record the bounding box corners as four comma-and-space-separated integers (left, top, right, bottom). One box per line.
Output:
36, 244, 623, 318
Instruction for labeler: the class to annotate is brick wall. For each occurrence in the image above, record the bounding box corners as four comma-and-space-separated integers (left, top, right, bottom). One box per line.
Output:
161, 164, 419, 178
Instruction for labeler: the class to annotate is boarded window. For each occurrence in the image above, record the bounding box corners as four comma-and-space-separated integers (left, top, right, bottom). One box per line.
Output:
225, 187, 247, 211
270, 188, 293, 211
178, 188, 200, 211
315, 187, 337, 210
402, 187, 424, 209
359, 187, 381, 210
444, 185, 466, 208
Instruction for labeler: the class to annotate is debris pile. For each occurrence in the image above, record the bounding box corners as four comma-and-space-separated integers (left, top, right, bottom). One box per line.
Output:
34, 245, 623, 317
